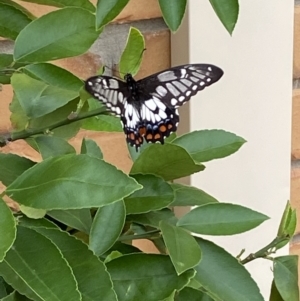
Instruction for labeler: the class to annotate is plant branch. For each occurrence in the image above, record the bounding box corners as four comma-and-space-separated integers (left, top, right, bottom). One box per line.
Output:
118, 229, 161, 242
240, 235, 290, 264
0, 107, 108, 145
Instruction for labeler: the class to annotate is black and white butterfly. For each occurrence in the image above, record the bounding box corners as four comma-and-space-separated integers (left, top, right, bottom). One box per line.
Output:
85, 64, 223, 150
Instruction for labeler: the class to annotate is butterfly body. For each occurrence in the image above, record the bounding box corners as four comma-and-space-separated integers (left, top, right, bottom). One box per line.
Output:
85, 64, 223, 150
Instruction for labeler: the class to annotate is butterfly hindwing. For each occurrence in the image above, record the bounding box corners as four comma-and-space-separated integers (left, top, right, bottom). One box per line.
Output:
85, 64, 223, 150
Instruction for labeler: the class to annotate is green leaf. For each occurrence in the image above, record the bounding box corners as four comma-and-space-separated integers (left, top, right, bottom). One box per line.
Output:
270, 280, 285, 301
20, 0, 95, 11
158, 0, 187, 32
0, 0, 35, 19
23, 63, 83, 91
80, 138, 103, 159
9, 95, 29, 131
89, 200, 126, 256
47, 209, 92, 234
273, 256, 299, 301
27, 99, 86, 139
11, 73, 79, 118
0, 226, 81, 301
194, 237, 264, 301
31, 227, 118, 301
130, 144, 205, 181
14, 7, 99, 62
106, 253, 195, 301
96, 0, 130, 29
82, 98, 122, 132
119, 27, 145, 77
0, 53, 13, 68
160, 221, 201, 275
209, 0, 239, 35
0, 3, 32, 40
102, 242, 141, 258
172, 130, 246, 162
127, 209, 177, 228
6, 154, 142, 210
2, 290, 33, 301
177, 203, 269, 235
27, 135, 76, 159
19, 216, 58, 229
170, 183, 218, 206
175, 287, 214, 301
19, 205, 46, 219
0, 153, 35, 186
0, 198, 16, 262
124, 174, 174, 214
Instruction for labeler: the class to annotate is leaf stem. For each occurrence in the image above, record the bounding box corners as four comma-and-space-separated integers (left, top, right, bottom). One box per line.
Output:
240, 236, 290, 264
118, 229, 161, 242
0, 107, 108, 145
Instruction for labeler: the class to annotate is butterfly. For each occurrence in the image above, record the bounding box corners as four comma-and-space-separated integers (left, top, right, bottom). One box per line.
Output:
85, 64, 223, 151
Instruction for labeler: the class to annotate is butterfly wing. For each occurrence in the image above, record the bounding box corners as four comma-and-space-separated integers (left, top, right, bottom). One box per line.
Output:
85, 75, 145, 149
136, 64, 223, 144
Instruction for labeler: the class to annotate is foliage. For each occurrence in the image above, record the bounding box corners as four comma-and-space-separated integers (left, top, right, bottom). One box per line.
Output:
0, 1, 298, 301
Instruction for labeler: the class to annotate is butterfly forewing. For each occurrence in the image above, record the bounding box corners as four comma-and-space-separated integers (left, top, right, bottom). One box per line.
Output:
85, 64, 223, 150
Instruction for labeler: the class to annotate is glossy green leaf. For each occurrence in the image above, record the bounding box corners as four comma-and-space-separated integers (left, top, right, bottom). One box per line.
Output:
19, 205, 46, 219
127, 209, 177, 228
270, 280, 285, 301
209, 0, 239, 35
14, 7, 99, 62
119, 27, 145, 77
89, 200, 126, 256
194, 237, 264, 301
0, 226, 81, 301
20, 0, 95, 10
80, 138, 103, 159
47, 209, 92, 234
158, 0, 187, 32
125, 174, 174, 214
6, 154, 142, 210
130, 144, 205, 181
23, 63, 83, 91
177, 203, 269, 235
81, 98, 122, 132
2, 290, 33, 301
9, 95, 29, 131
27, 135, 76, 159
102, 242, 141, 258
172, 130, 246, 163
273, 256, 299, 301
27, 99, 86, 139
160, 221, 201, 275
96, 0, 130, 29
11, 73, 79, 118
32, 227, 118, 301
0, 198, 16, 262
0, 0, 35, 19
18, 216, 58, 229
0, 54, 13, 68
0, 153, 35, 186
0, 3, 32, 40
175, 287, 214, 301
170, 183, 218, 206
106, 253, 195, 301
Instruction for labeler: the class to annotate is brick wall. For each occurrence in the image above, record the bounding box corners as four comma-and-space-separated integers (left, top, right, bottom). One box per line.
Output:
291, 2, 300, 287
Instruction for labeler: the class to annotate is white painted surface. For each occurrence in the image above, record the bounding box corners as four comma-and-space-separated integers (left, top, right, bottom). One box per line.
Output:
171, 1, 294, 299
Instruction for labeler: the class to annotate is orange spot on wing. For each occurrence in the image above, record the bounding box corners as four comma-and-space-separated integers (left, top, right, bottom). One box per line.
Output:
129, 133, 135, 141
159, 124, 167, 132
139, 126, 146, 136
154, 133, 161, 140
146, 134, 153, 140
167, 123, 173, 130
